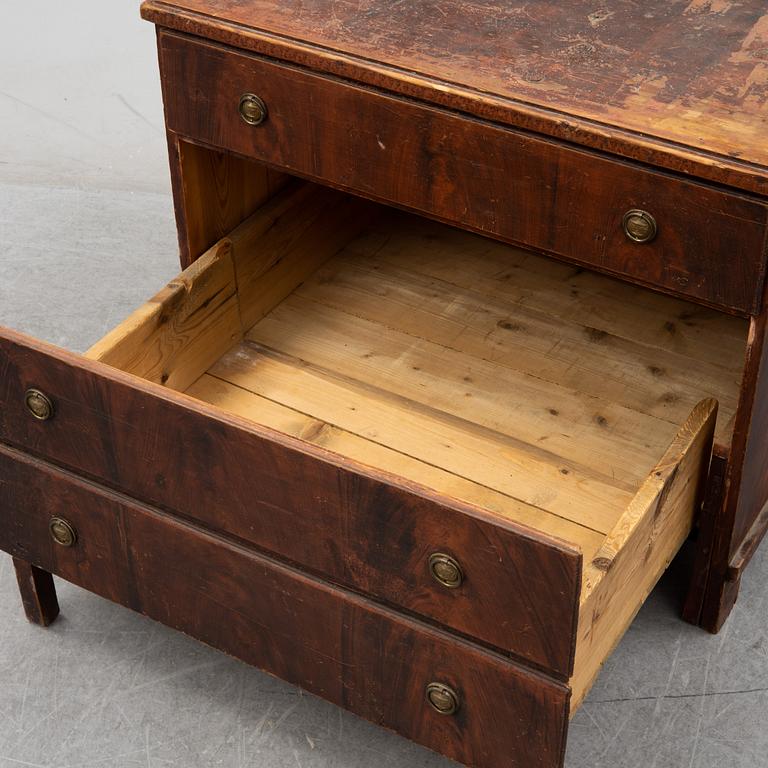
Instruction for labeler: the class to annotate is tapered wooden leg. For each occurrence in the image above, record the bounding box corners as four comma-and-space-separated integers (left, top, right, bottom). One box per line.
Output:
13, 557, 60, 626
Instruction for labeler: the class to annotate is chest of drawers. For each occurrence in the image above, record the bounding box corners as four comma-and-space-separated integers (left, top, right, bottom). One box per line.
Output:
3, 2, 768, 766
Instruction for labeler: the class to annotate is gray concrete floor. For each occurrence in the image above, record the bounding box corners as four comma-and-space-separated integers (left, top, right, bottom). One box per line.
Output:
1, 3, 767, 767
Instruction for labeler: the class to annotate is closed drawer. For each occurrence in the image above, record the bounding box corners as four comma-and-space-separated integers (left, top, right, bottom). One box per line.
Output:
0, 182, 741, 699
158, 31, 768, 314
0, 444, 570, 768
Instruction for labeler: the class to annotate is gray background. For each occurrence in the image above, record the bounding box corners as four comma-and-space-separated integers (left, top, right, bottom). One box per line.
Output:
1, 2, 766, 766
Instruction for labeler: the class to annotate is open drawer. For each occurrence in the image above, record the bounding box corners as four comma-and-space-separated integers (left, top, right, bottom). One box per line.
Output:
0, 181, 748, 707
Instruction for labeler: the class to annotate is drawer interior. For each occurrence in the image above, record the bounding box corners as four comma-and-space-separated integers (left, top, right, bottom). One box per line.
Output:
87, 179, 748, 707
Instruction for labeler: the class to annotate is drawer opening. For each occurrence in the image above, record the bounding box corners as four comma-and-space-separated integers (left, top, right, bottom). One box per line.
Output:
85, 179, 748, 706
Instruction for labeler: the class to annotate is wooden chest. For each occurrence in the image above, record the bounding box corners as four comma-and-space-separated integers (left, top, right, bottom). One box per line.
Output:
4, 2, 768, 766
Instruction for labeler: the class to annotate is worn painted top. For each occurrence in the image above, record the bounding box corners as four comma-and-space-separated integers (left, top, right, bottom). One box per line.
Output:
142, 0, 768, 194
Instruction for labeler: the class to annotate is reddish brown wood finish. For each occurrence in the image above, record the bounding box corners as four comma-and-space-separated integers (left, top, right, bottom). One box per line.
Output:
0, 444, 571, 768
12, 558, 59, 627
165, 133, 288, 267
681, 452, 727, 626
698, 310, 768, 631
730, 315, 768, 553
0, 326, 582, 677
158, 32, 768, 315
142, 0, 768, 196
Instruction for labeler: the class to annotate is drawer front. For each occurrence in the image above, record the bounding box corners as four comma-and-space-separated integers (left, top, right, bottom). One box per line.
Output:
159, 32, 768, 314
0, 444, 570, 768
0, 328, 581, 677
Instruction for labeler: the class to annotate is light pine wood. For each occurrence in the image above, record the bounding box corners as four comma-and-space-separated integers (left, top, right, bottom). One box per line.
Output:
85, 238, 242, 390
86, 182, 371, 389
247, 296, 682, 495
186, 372, 606, 558
300, 251, 741, 439
571, 398, 718, 709
207, 342, 635, 532
169, 137, 289, 267
334, 212, 747, 446
227, 181, 373, 330
342, 213, 748, 367
87, 181, 746, 710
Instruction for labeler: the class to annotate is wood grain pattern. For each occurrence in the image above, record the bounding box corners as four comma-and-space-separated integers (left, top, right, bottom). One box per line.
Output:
86, 182, 372, 388
225, 182, 374, 330
284, 209, 746, 451
335, 213, 749, 370
142, 0, 768, 195
85, 235, 242, 390
12, 558, 59, 627
0, 326, 582, 677
205, 342, 633, 533
0, 444, 571, 768
165, 133, 288, 267
243, 311, 639, 528
157, 32, 768, 314
572, 399, 717, 707
589, 400, 716, 570
698, 308, 768, 630
186, 373, 606, 559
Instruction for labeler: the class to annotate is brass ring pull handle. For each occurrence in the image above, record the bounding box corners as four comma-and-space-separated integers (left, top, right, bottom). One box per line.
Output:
238, 93, 268, 126
622, 209, 658, 243
25, 388, 55, 421
428, 552, 464, 588
49, 517, 77, 547
426, 682, 460, 715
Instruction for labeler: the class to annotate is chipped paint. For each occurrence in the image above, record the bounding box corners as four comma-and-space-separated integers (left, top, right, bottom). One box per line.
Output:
588, 8, 615, 26
684, 0, 733, 14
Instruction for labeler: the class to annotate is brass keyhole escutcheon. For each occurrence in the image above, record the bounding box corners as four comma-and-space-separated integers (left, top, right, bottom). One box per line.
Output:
428, 552, 464, 588
622, 209, 658, 243
25, 389, 54, 421
238, 93, 268, 126
426, 682, 460, 715
49, 517, 77, 548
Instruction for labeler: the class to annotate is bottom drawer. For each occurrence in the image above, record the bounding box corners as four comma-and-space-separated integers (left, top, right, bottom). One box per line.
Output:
0, 444, 569, 768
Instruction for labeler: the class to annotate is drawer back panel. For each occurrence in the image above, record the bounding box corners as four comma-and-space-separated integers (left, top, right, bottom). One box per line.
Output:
158, 32, 768, 314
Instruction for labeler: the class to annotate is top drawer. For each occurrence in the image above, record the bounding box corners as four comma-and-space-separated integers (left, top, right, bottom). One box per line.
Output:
158, 32, 768, 314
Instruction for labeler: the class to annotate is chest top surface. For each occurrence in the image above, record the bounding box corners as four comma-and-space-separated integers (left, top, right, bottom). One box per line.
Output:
142, 0, 768, 195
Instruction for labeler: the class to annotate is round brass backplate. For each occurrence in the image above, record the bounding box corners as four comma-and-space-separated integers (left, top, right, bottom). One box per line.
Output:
428, 552, 464, 588
49, 517, 77, 548
24, 388, 54, 421
425, 682, 460, 715
238, 93, 268, 126
622, 209, 658, 243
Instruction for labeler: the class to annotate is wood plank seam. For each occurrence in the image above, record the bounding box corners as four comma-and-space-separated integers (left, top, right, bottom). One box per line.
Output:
205, 366, 607, 539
